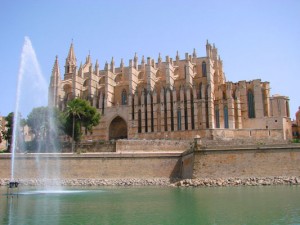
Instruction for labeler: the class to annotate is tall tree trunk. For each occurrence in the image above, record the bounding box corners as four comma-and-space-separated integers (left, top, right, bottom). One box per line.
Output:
72, 114, 75, 153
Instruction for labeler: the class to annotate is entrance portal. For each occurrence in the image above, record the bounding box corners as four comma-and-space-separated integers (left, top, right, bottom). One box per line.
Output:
109, 116, 128, 140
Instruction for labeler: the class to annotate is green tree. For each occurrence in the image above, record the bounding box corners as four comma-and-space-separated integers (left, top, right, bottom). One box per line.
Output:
26, 107, 64, 152
64, 98, 100, 152
1, 112, 14, 151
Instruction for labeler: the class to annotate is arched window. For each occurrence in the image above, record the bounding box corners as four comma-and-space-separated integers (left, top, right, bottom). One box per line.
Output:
224, 105, 229, 128
202, 61, 207, 77
247, 90, 255, 118
121, 89, 127, 105
215, 105, 220, 128
205, 85, 209, 128
177, 108, 181, 130
138, 110, 142, 133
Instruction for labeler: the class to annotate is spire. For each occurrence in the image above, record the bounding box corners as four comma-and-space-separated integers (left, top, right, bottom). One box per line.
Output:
65, 42, 77, 74
120, 58, 124, 68
67, 42, 76, 64
94, 59, 99, 75
49, 56, 61, 107
86, 53, 91, 64
176, 51, 180, 61
193, 48, 197, 58
134, 52, 138, 69
51, 55, 61, 79
111, 57, 115, 70
158, 53, 162, 64
105, 61, 109, 71
141, 55, 145, 64
134, 52, 138, 62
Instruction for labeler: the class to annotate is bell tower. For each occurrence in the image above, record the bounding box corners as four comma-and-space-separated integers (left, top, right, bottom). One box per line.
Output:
64, 42, 77, 79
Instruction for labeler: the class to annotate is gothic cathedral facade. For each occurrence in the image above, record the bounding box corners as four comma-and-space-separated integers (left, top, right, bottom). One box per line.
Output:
49, 41, 291, 142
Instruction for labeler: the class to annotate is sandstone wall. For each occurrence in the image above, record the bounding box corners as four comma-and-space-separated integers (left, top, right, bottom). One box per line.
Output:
193, 145, 300, 178
130, 129, 285, 143
0, 153, 181, 180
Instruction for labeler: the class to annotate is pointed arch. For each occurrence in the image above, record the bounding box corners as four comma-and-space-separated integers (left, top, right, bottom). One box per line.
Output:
109, 116, 127, 140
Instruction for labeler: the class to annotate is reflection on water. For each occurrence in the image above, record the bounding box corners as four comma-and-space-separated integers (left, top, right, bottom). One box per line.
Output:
1, 186, 300, 225
19, 189, 101, 195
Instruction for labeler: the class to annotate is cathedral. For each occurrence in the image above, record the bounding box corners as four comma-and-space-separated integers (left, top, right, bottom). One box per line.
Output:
48, 41, 292, 142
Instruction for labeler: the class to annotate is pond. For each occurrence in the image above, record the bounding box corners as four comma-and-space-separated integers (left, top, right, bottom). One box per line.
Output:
1, 185, 300, 225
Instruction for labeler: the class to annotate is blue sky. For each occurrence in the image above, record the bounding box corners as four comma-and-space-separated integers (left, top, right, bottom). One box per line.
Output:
0, 0, 299, 119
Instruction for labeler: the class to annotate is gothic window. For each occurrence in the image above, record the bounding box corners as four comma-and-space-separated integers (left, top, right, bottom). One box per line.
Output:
215, 105, 220, 128
184, 93, 188, 130
202, 61, 207, 77
121, 89, 127, 105
138, 110, 142, 133
102, 94, 105, 115
164, 88, 167, 131
132, 97, 135, 120
205, 85, 209, 128
247, 90, 255, 118
177, 108, 182, 130
224, 105, 229, 128
151, 95, 154, 132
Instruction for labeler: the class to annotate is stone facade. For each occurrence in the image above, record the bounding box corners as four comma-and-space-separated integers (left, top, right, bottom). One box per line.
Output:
48, 41, 291, 142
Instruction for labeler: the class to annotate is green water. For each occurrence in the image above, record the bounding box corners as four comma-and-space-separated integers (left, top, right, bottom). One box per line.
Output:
1, 186, 300, 225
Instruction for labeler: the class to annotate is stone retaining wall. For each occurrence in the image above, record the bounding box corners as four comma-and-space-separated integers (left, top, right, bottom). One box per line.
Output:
193, 145, 300, 178
0, 153, 182, 180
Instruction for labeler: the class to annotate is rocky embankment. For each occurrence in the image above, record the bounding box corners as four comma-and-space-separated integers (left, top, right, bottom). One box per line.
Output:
1, 177, 300, 187
0, 178, 171, 187
172, 176, 300, 187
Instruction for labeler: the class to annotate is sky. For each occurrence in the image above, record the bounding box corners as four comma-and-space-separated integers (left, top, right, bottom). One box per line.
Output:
0, 0, 299, 119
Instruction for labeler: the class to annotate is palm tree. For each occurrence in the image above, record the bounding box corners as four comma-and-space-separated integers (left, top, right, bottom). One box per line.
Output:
64, 99, 84, 153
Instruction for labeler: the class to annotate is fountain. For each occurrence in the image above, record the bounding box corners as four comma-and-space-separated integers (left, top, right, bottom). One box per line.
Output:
9, 36, 61, 190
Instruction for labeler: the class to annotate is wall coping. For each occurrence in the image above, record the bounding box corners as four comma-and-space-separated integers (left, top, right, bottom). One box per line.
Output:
196, 144, 300, 153
0, 152, 183, 159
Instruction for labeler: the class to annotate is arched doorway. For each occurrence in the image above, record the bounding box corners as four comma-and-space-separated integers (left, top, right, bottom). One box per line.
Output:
109, 116, 128, 140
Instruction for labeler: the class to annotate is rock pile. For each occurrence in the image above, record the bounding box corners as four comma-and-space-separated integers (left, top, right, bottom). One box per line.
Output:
0, 178, 171, 187
172, 176, 300, 187
1, 176, 300, 187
